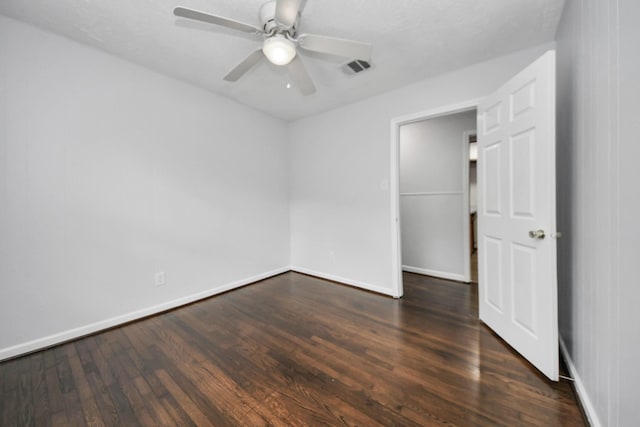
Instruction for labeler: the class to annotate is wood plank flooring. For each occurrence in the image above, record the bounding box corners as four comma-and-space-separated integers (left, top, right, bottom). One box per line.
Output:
0, 272, 585, 426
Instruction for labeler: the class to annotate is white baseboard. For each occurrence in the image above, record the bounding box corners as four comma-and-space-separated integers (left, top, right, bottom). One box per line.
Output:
402, 265, 465, 282
0, 266, 290, 362
559, 336, 601, 427
290, 266, 397, 297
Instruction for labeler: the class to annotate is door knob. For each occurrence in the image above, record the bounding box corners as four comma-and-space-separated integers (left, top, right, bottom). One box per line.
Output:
528, 229, 545, 239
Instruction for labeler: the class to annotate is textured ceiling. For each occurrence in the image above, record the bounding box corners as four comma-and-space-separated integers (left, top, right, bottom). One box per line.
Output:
0, 0, 565, 121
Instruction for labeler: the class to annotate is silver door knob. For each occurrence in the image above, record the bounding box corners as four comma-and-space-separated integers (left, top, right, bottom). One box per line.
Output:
528, 229, 545, 239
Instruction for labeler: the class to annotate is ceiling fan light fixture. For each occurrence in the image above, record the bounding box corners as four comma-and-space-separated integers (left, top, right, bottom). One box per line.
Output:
263, 35, 296, 66
174, 3, 371, 95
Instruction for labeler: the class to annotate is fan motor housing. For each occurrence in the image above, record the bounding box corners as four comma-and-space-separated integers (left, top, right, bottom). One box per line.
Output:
259, 1, 299, 36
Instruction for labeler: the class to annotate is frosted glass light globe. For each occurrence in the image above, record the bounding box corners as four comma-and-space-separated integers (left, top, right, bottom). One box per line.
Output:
263, 35, 296, 66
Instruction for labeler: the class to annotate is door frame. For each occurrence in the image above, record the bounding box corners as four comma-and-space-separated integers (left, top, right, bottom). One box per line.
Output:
462, 129, 477, 283
390, 98, 482, 297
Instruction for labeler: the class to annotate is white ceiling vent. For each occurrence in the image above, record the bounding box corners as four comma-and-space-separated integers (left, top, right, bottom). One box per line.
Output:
343, 59, 372, 75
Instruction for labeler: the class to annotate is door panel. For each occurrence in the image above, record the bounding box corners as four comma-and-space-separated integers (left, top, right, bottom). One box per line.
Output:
484, 102, 502, 133
511, 242, 537, 335
510, 130, 535, 217
483, 236, 504, 312
511, 80, 536, 118
478, 50, 558, 380
483, 142, 503, 215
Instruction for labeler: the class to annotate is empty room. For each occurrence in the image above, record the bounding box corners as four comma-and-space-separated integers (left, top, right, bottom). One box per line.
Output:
0, 0, 638, 426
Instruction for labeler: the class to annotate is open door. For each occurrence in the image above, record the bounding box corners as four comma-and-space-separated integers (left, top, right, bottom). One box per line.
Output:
477, 50, 558, 380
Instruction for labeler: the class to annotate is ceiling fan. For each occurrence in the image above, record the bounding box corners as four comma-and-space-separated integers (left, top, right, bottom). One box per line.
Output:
173, 0, 373, 95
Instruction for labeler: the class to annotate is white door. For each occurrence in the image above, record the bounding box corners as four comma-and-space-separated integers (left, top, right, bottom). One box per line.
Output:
477, 50, 558, 380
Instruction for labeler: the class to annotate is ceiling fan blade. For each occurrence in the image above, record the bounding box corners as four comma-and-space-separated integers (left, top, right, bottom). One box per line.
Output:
287, 56, 316, 96
174, 7, 261, 34
298, 34, 372, 61
275, 0, 306, 28
223, 50, 265, 82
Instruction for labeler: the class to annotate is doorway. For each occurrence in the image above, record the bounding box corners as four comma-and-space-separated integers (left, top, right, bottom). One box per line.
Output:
467, 131, 479, 283
390, 99, 481, 297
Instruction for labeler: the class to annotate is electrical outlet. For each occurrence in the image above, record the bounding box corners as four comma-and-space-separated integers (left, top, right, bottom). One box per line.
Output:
155, 272, 166, 287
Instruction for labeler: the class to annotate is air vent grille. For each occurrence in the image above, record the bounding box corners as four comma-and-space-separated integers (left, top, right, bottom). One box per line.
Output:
343, 59, 372, 75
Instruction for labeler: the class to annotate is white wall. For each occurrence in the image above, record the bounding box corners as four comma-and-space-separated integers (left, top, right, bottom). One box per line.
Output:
0, 15, 290, 360
556, 0, 640, 425
289, 43, 553, 295
399, 111, 476, 280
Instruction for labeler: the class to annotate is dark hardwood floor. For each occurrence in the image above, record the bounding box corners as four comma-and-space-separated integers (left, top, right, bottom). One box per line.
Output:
471, 250, 478, 283
0, 272, 584, 426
